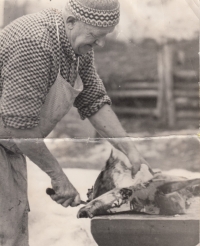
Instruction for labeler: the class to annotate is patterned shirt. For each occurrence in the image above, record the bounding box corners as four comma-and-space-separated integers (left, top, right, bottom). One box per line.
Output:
0, 9, 111, 129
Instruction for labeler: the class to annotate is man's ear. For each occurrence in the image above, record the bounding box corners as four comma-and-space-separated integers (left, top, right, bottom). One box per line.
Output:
66, 16, 77, 30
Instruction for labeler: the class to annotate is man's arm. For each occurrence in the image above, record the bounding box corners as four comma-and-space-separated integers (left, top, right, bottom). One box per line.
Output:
1, 125, 81, 207
75, 50, 147, 174
89, 104, 148, 175
0, 38, 81, 207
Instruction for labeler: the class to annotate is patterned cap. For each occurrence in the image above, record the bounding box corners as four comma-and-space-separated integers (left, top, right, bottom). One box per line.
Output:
68, 0, 120, 27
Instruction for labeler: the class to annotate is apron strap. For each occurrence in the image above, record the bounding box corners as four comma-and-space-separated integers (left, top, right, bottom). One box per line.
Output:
76, 57, 79, 73
55, 17, 61, 74
56, 11, 80, 78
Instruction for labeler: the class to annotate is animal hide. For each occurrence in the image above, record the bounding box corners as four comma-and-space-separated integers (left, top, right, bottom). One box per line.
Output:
77, 150, 200, 218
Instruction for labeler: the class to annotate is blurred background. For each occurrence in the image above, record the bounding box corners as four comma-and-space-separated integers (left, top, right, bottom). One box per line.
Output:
0, 0, 199, 139
0, 0, 199, 172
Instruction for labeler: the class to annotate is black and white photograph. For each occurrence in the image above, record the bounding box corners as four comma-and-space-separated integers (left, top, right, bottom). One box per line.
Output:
0, 0, 199, 245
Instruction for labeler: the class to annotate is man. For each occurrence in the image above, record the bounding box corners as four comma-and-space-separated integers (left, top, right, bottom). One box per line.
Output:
0, 0, 148, 245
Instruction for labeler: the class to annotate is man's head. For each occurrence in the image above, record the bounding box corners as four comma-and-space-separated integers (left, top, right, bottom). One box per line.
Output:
63, 0, 120, 55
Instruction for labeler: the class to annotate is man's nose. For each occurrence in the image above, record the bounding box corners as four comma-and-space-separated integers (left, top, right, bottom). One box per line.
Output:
95, 38, 105, 47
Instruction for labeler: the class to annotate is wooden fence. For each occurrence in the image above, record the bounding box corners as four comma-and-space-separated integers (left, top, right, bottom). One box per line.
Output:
108, 42, 199, 128
108, 69, 199, 128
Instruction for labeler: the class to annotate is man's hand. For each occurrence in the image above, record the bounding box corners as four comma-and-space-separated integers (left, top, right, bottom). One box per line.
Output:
126, 151, 142, 176
49, 172, 81, 207
0, 125, 81, 207
89, 105, 149, 176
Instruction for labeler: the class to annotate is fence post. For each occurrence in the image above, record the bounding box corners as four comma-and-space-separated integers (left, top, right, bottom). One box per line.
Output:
157, 44, 167, 124
157, 42, 175, 127
164, 42, 175, 127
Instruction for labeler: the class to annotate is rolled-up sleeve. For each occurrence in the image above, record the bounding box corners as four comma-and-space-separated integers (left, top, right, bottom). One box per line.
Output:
0, 38, 53, 129
74, 50, 111, 119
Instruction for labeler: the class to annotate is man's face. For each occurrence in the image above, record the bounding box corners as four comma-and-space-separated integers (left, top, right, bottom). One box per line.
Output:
69, 21, 115, 55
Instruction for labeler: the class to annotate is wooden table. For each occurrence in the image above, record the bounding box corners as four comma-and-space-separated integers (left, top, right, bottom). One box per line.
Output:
91, 212, 200, 246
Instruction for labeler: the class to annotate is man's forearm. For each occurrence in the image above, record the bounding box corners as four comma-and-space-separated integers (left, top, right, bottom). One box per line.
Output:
0, 124, 81, 207
1, 126, 64, 180
89, 104, 134, 151
89, 104, 148, 171
16, 138, 64, 179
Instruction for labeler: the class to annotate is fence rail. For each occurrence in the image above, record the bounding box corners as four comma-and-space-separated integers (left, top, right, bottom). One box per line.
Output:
108, 69, 199, 127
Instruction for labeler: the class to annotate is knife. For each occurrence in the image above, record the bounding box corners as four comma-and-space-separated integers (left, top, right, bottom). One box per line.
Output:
46, 188, 87, 205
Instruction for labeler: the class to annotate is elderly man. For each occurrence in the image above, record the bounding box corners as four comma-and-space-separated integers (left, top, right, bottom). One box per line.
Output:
0, 0, 148, 245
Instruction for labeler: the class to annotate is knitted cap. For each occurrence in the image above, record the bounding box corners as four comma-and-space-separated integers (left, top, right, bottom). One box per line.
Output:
68, 0, 120, 27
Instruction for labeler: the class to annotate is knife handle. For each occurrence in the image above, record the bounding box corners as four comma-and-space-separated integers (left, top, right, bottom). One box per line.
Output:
46, 188, 55, 196
46, 188, 87, 205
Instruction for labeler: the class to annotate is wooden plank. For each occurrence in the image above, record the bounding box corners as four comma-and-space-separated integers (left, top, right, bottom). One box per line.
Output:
123, 82, 158, 89
177, 110, 200, 119
174, 83, 199, 90
177, 119, 199, 128
174, 90, 199, 97
112, 107, 157, 115
108, 90, 158, 98
164, 43, 175, 127
175, 98, 199, 108
157, 44, 167, 123
174, 70, 198, 80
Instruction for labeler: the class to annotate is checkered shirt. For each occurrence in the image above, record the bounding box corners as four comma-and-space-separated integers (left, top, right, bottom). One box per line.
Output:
0, 9, 111, 129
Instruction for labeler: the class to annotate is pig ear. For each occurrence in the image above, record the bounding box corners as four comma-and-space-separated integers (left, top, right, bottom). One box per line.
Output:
105, 149, 116, 169
108, 149, 115, 163
110, 149, 114, 158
